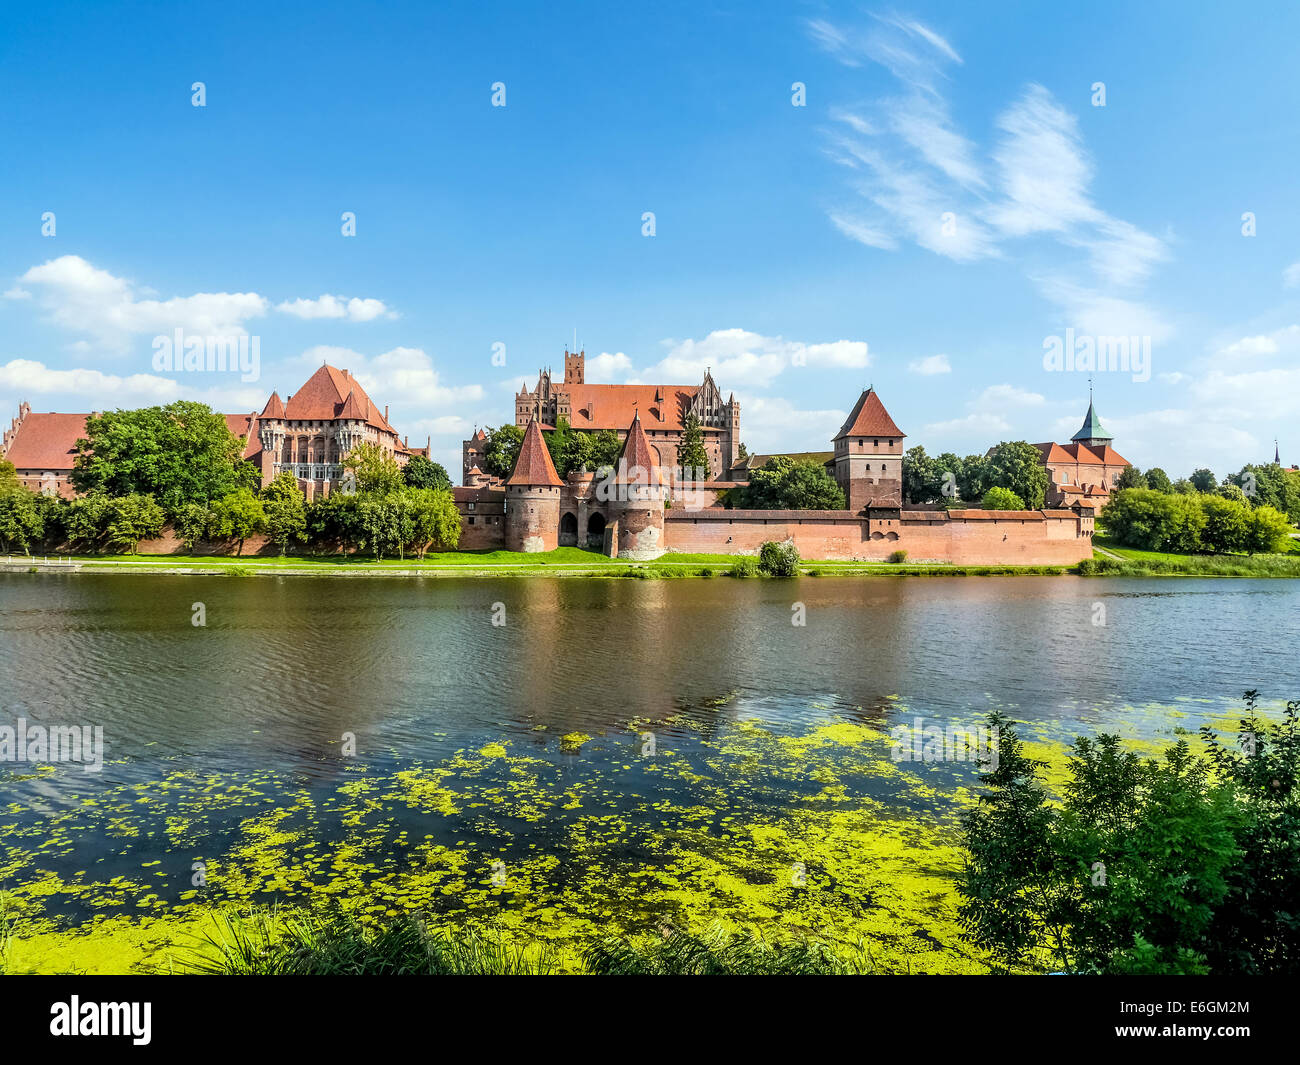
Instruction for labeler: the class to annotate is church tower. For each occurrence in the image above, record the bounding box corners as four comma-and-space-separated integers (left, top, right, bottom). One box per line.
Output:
1070, 390, 1115, 450
564, 347, 585, 384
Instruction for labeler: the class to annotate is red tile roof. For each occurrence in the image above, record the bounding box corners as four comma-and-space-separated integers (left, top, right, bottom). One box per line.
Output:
614, 412, 665, 484
834, 388, 905, 440
3, 412, 88, 471
506, 418, 563, 486
561, 383, 717, 434
260, 391, 285, 419
224, 412, 262, 461
282, 365, 396, 433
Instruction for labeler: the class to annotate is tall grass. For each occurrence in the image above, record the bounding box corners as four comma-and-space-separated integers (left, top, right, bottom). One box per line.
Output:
187, 908, 559, 975
183, 908, 874, 975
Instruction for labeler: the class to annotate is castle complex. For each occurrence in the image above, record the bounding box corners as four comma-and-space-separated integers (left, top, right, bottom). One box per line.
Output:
2, 346, 1133, 566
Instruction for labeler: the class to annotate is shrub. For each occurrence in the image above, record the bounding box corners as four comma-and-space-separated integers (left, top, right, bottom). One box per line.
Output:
729, 556, 758, 578
981, 486, 1025, 511
758, 539, 799, 576
888, 549, 908, 564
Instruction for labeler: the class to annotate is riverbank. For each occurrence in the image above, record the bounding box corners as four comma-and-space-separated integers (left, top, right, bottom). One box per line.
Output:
4, 544, 1300, 577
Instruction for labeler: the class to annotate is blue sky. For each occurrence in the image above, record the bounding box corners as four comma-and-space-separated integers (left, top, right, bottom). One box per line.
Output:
2, 0, 1299, 478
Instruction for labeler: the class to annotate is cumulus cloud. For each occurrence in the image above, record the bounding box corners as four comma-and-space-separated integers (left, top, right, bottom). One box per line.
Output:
0, 357, 265, 411
14, 256, 268, 351
275, 295, 394, 322
638, 328, 869, 388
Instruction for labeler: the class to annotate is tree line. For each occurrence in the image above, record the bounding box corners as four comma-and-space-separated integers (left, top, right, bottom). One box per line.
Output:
903, 442, 1050, 510
0, 402, 460, 559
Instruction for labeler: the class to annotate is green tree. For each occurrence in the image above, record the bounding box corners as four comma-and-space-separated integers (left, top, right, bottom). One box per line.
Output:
984, 442, 1048, 509
402, 487, 461, 558
1190, 467, 1217, 493
63, 494, 112, 551
736, 457, 845, 510
71, 402, 256, 510
173, 502, 215, 551
902, 446, 945, 504
482, 424, 525, 480
1144, 467, 1173, 493
1100, 488, 1180, 550
344, 441, 403, 496
103, 494, 165, 553
1200, 494, 1249, 553
0, 487, 46, 554
261, 472, 307, 555
982, 485, 1026, 510
1244, 505, 1291, 554
402, 454, 451, 491
1114, 465, 1146, 491
677, 414, 711, 481
758, 540, 800, 576
210, 489, 267, 555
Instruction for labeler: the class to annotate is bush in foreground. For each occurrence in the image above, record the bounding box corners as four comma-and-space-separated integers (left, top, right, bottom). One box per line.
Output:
758, 539, 799, 576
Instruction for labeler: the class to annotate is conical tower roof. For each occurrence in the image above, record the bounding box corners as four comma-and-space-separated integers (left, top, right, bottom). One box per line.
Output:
834, 387, 904, 440
506, 418, 563, 487
260, 391, 285, 418
614, 411, 664, 485
1070, 398, 1113, 443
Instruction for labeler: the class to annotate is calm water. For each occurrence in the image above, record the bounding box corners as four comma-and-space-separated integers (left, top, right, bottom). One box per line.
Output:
1, 572, 1298, 956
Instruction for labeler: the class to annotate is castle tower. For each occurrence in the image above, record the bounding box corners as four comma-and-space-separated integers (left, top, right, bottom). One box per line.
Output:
1070, 391, 1114, 451
832, 387, 905, 512
504, 418, 563, 552
564, 347, 584, 384
609, 411, 667, 560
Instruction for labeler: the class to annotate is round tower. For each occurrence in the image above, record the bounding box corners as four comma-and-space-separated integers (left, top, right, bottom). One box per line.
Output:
610, 411, 667, 560
504, 419, 564, 553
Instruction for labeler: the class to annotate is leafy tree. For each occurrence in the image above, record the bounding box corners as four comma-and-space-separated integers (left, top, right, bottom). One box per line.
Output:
1190, 467, 1217, 493
344, 441, 403, 496
1144, 467, 1173, 493
1231, 463, 1300, 521
402, 487, 461, 558
0, 487, 46, 554
63, 494, 112, 550
735, 456, 845, 510
1171, 478, 1196, 495
902, 446, 946, 504
1218, 482, 1248, 504
1100, 488, 1181, 550
1164, 492, 1207, 553
1114, 465, 1146, 491
482, 424, 525, 480
677, 414, 711, 481
1199, 692, 1300, 974
103, 494, 165, 553
1200, 494, 1249, 553
71, 402, 256, 510
982, 486, 1025, 510
402, 454, 451, 491
261, 471, 307, 555
1244, 505, 1292, 554
961, 713, 1241, 974
0, 460, 18, 491
174, 502, 215, 551
984, 442, 1048, 509
210, 489, 267, 555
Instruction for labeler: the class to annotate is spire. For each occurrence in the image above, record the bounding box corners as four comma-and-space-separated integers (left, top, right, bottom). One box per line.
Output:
1070, 394, 1113, 444
505, 418, 563, 487
1276, 439, 1281, 465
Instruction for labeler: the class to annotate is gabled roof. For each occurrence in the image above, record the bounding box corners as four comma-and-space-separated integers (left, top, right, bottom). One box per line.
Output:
834, 388, 904, 440
505, 418, 563, 486
2, 412, 88, 471
281, 364, 396, 433
1071, 399, 1113, 442
338, 390, 367, 420
613, 411, 665, 484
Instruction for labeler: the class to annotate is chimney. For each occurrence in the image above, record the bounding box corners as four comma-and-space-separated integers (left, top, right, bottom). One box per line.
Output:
384, 405, 389, 422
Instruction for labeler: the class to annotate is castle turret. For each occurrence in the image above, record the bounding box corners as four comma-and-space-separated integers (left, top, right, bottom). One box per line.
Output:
1070, 395, 1114, 450
832, 387, 905, 512
609, 411, 667, 560
504, 418, 563, 552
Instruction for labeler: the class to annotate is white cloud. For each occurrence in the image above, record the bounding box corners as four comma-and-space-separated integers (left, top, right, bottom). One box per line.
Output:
586, 351, 635, 381
908, 353, 951, 375
15, 256, 269, 351
638, 328, 869, 387
1284, 261, 1300, 289
275, 294, 394, 322
735, 396, 848, 454
0, 357, 264, 411
296, 344, 483, 409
